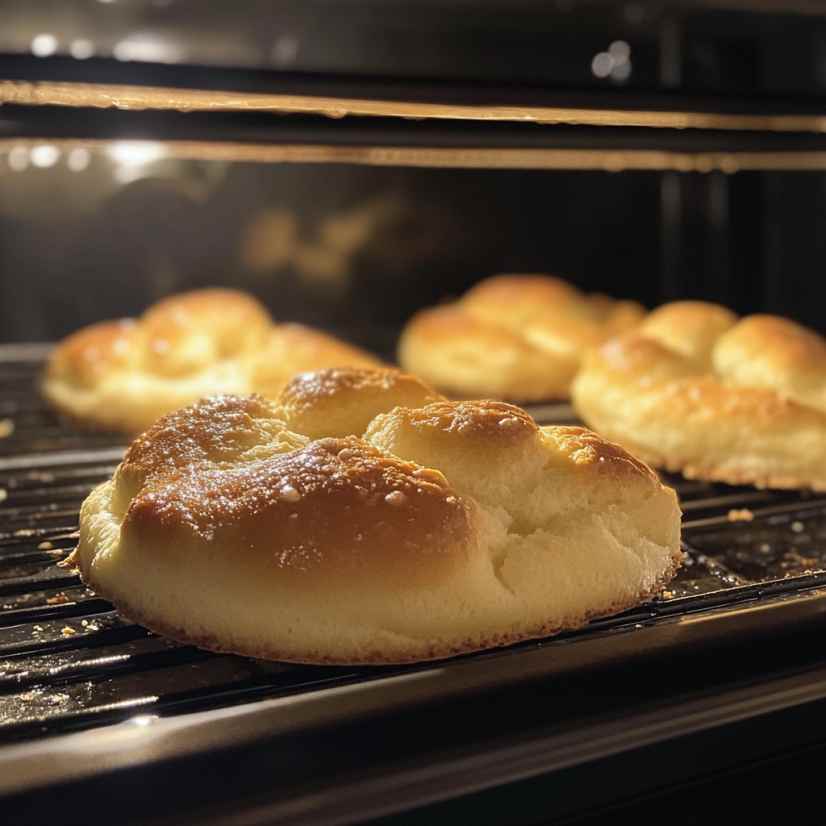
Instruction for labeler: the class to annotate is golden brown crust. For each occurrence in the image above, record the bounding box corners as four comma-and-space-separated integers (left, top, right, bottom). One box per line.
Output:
398, 306, 570, 402
462, 274, 584, 318
639, 301, 738, 363
125, 436, 474, 589
573, 302, 826, 490
388, 399, 539, 443
399, 273, 645, 401
541, 425, 660, 484
139, 289, 272, 377
113, 394, 300, 505
45, 319, 138, 388
43, 289, 383, 432
73, 375, 681, 665
277, 367, 445, 439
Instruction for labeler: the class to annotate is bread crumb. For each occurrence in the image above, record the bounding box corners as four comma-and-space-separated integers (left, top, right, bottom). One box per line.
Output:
38, 540, 54, 550
46, 593, 70, 605
61, 625, 77, 637
0, 489, 6, 503
727, 508, 754, 522
0, 419, 13, 438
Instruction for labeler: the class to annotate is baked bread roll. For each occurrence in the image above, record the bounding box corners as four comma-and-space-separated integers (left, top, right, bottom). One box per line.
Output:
398, 274, 645, 401
572, 301, 826, 490
73, 366, 681, 664
43, 289, 382, 433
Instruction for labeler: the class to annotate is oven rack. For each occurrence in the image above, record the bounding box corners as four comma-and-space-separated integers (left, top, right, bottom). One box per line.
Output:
2, 346, 826, 757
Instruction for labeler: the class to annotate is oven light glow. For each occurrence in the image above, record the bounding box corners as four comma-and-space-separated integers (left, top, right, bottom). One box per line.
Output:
113, 36, 182, 63
592, 40, 632, 83
130, 714, 159, 727
30, 33, 58, 58
591, 52, 614, 78
70, 38, 95, 60
68, 147, 92, 172
613, 61, 632, 82
272, 36, 299, 66
107, 141, 166, 166
609, 40, 631, 62
7, 146, 28, 171
30, 144, 60, 168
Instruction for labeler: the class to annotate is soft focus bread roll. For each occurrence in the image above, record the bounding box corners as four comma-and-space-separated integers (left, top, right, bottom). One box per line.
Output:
250, 323, 381, 400
43, 289, 382, 433
399, 274, 645, 401
572, 302, 826, 490
73, 367, 681, 664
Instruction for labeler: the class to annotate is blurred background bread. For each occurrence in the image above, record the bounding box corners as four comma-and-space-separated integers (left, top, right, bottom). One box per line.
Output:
43, 288, 382, 433
572, 301, 826, 490
398, 273, 645, 401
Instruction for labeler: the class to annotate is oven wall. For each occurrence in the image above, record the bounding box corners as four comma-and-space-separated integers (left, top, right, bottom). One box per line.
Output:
1, 157, 823, 350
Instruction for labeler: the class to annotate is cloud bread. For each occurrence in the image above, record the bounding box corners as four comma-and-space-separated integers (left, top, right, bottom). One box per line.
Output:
398, 274, 645, 402
43, 288, 382, 433
73, 366, 681, 664
572, 301, 826, 490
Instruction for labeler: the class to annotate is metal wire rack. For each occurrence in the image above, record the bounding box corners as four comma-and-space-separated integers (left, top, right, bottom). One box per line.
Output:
2, 347, 826, 746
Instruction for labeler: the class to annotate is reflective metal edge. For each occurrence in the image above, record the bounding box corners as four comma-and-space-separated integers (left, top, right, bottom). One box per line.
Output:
10, 138, 826, 171
1, 585, 825, 807
4, 80, 826, 133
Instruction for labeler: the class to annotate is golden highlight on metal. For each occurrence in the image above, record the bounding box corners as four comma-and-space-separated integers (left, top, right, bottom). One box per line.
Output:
6, 138, 826, 173
3, 80, 826, 133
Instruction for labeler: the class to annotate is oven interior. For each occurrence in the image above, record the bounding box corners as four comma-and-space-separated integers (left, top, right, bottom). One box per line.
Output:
3, 1, 826, 823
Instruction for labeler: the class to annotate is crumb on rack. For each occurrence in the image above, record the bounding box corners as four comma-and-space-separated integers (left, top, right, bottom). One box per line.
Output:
0, 489, 6, 503
61, 625, 77, 637
727, 508, 754, 522
46, 593, 70, 605
38, 540, 54, 550
0, 419, 13, 438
